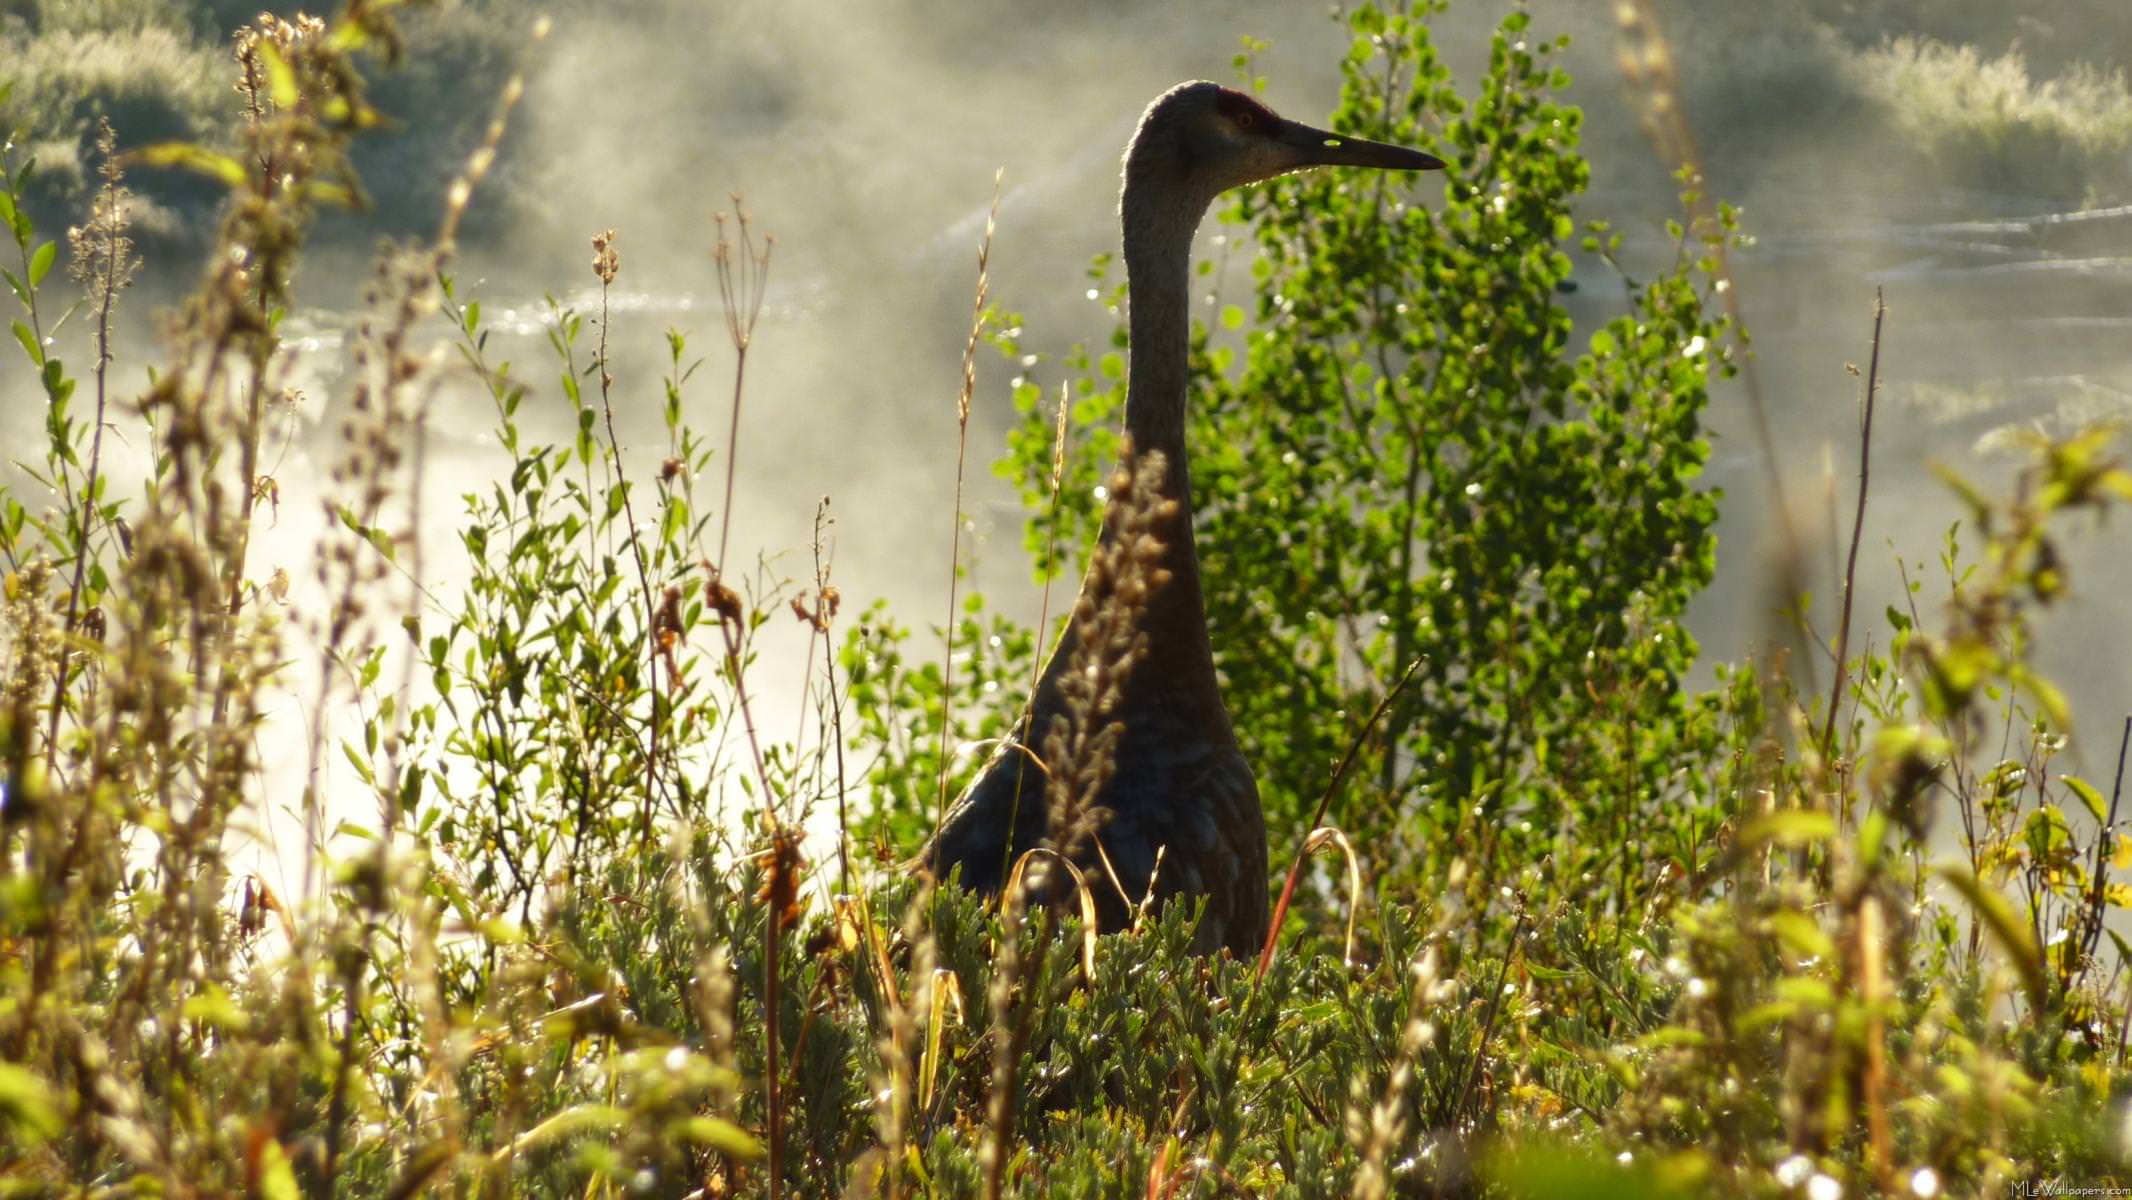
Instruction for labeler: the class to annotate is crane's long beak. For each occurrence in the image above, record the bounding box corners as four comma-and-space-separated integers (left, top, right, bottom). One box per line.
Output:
1280, 119, 1447, 172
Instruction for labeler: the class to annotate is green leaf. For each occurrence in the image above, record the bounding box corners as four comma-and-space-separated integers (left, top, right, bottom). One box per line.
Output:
1773, 975, 1836, 1010
341, 741, 376, 786
0, 192, 26, 246
298, 180, 360, 208
2008, 663, 2070, 730
1739, 809, 1835, 849
27, 239, 54, 288
1737, 999, 1799, 1031
670, 1115, 764, 1158
1765, 910, 1834, 961
2064, 775, 2108, 824
11, 318, 40, 366
181, 983, 252, 1031
477, 917, 525, 944
129, 142, 250, 190
257, 1137, 301, 1200
0, 1063, 63, 1144
499, 1104, 627, 1161
255, 41, 300, 110
1633, 1026, 1705, 1050
1857, 808, 1889, 872
1487, 1141, 1701, 1200
327, 16, 371, 52
1932, 461, 1993, 521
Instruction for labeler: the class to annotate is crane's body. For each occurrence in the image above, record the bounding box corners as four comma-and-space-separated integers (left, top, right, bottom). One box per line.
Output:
925, 81, 1445, 957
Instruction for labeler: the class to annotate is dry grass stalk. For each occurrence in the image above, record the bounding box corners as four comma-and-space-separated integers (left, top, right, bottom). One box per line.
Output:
788, 497, 851, 891
1614, 0, 1795, 562
1004, 847, 1099, 978
1041, 441, 1173, 867
1257, 658, 1423, 982
583, 228, 669, 843
984, 846, 1096, 1200
1855, 892, 1895, 1193
868, 890, 940, 1200
703, 204, 778, 820
1128, 844, 1168, 934
44, 118, 136, 758
758, 823, 805, 1200
1303, 826, 1364, 969
699, 200, 795, 1196
1350, 945, 1452, 1200
711, 201, 771, 575
311, 225, 458, 1200
1000, 383, 1075, 895
928, 169, 1002, 870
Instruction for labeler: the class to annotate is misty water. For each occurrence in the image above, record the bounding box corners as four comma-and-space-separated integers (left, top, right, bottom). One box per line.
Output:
11, 1, 2132, 888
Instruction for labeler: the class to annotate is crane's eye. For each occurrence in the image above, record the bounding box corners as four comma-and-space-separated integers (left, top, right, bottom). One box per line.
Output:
1215, 88, 1275, 132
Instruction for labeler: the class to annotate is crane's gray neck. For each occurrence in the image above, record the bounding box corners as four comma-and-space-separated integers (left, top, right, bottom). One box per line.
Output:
1096, 172, 1221, 691
1119, 179, 1209, 461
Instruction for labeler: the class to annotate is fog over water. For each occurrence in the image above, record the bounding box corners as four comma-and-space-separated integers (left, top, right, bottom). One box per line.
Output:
466, 2, 2131, 762
8, 1, 2129, 888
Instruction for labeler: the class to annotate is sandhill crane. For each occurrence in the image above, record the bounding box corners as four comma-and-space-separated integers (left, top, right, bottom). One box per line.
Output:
925, 81, 1446, 957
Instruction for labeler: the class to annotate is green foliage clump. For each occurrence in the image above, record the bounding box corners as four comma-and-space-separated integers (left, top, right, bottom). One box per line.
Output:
948, 0, 1737, 948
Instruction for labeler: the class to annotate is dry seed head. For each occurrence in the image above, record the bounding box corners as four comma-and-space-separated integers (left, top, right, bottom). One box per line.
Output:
1042, 439, 1172, 862
1049, 384, 1070, 491
654, 585, 684, 641
591, 229, 619, 284
703, 569, 745, 628
756, 826, 807, 933
67, 120, 139, 310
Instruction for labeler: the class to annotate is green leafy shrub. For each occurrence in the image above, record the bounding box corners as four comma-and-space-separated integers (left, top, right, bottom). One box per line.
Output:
866, 0, 1738, 959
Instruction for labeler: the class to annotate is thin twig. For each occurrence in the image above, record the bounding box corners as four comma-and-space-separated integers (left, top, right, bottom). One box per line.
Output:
2077, 715, 2132, 979
706, 203, 788, 1200
805, 498, 852, 894
47, 122, 131, 767
589, 232, 665, 848
1820, 288, 1885, 765
1255, 657, 1424, 982
981, 865, 1055, 1200
1450, 902, 1531, 1127
712, 201, 769, 575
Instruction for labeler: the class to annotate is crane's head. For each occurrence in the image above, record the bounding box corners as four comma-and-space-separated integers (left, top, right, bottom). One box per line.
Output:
1125, 81, 1446, 208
